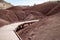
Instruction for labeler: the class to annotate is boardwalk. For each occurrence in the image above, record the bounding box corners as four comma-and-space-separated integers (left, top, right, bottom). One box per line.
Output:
0, 20, 39, 40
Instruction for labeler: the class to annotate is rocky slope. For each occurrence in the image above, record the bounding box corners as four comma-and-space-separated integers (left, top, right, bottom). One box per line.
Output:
0, 0, 12, 9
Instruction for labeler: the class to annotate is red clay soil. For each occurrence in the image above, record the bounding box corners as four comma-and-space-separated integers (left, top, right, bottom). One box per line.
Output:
6, 2, 59, 16
26, 2, 59, 15
0, 9, 19, 22
6, 2, 58, 22
7, 6, 45, 21
47, 4, 60, 16
0, 18, 10, 27
17, 12, 60, 40
23, 10, 45, 20
0, 9, 45, 27
16, 2, 60, 40
7, 6, 28, 11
